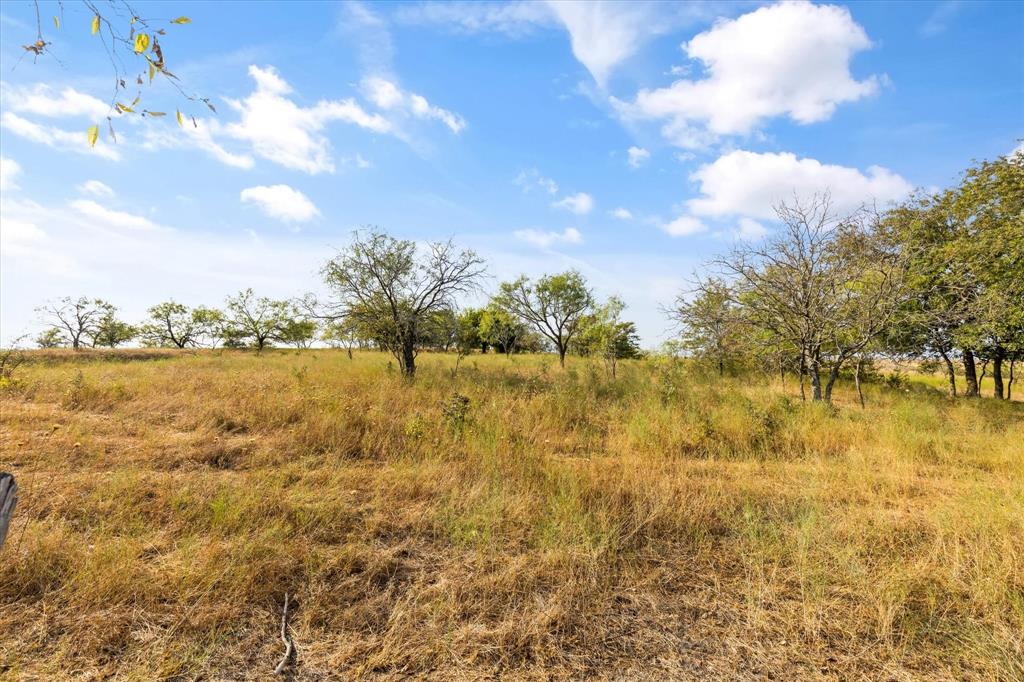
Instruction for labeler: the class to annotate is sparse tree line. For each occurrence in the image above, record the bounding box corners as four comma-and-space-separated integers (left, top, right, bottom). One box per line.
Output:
28, 152, 1020, 395
668, 151, 1022, 402
32, 239, 642, 378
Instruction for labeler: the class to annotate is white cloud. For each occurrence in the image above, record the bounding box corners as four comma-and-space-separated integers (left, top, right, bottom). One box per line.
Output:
546, 1, 709, 87
552, 192, 594, 215
627, 146, 650, 168
240, 184, 320, 223
688, 150, 914, 219
735, 217, 768, 240
141, 118, 255, 170
618, 2, 880, 148
362, 76, 466, 133
920, 1, 963, 37
395, 1, 555, 36
610, 207, 633, 220
221, 65, 392, 174
662, 215, 706, 237
514, 169, 559, 195
2, 112, 121, 160
69, 199, 160, 230
1, 195, 335, 341
0, 157, 21, 191
513, 226, 583, 247
76, 180, 114, 197
1, 82, 109, 119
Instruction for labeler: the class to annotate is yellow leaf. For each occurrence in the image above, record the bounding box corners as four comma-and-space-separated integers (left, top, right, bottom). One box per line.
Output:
133, 32, 150, 53
147, 111, 166, 117
53, 15, 59, 30
131, 95, 140, 107
148, 61, 156, 83
87, 125, 99, 147
115, 102, 135, 114
170, 16, 191, 24
176, 110, 183, 127
91, 14, 99, 35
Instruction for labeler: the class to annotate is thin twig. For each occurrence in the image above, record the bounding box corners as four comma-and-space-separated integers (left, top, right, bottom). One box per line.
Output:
274, 592, 295, 675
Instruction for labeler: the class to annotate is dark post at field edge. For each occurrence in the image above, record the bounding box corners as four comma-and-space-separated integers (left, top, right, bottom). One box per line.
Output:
0, 473, 16, 549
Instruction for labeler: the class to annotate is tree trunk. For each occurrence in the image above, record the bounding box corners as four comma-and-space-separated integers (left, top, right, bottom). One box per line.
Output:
1008, 358, 1016, 401
938, 348, 956, 397
992, 348, 1005, 400
809, 349, 823, 401
963, 349, 979, 397
718, 356, 724, 377
402, 340, 416, 377
799, 352, 807, 402
558, 346, 566, 368
823, 360, 842, 402
855, 357, 865, 408
347, 345, 353, 360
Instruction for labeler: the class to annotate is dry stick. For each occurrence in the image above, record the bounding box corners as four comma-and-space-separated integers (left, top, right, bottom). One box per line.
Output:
274, 592, 295, 675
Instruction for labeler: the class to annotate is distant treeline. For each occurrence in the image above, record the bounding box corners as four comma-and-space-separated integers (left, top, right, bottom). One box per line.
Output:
24, 151, 1023, 400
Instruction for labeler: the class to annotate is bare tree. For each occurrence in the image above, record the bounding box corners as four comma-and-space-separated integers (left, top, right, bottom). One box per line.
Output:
714, 194, 907, 402
35, 297, 113, 350
319, 230, 486, 377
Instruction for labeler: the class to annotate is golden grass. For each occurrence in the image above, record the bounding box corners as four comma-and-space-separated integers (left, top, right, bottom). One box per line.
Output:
1, 350, 1022, 680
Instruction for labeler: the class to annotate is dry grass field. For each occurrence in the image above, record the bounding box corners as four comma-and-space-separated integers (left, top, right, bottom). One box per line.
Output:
1, 349, 1022, 680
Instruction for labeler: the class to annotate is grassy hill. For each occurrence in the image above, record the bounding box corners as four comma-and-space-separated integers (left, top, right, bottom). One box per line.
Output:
1, 350, 1021, 679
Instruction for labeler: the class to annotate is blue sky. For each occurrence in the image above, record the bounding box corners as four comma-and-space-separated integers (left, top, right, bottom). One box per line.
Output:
1, 0, 1022, 346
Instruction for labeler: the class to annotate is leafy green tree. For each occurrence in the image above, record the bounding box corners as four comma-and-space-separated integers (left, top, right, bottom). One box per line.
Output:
494, 271, 593, 367
667, 278, 745, 377
949, 151, 1024, 399
224, 289, 295, 353
575, 297, 641, 377
91, 311, 137, 348
141, 301, 224, 348
279, 318, 318, 349
456, 308, 488, 353
478, 306, 525, 356
35, 328, 66, 349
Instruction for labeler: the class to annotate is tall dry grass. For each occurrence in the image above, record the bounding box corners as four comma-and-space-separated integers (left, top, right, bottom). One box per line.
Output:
1, 349, 1021, 680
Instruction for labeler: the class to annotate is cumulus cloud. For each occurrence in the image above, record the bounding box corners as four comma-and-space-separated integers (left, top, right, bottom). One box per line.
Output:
0, 157, 21, 191
240, 184, 320, 223
513, 226, 583, 247
69, 199, 161, 230
662, 215, 706, 237
627, 146, 650, 169
1, 82, 109, 119
552, 192, 594, 215
687, 150, 914, 219
76, 180, 115, 197
220, 65, 392, 174
610, 207, 633, 220
618, 2, 880, 148
362, 76, 466, 133
2, 112, 121, 160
